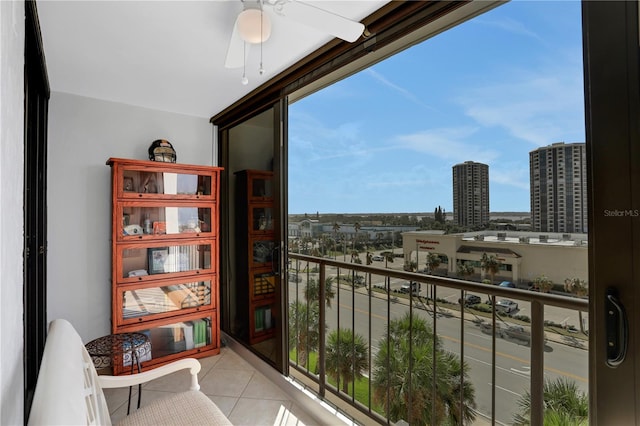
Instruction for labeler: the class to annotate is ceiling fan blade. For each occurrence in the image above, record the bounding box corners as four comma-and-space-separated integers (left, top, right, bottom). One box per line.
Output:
281, 1, 365, 42
225, 17, 250, 69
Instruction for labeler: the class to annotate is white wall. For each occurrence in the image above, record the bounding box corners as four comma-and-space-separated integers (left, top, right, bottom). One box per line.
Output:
0, 1, 25, 424
47, 92, 214, 341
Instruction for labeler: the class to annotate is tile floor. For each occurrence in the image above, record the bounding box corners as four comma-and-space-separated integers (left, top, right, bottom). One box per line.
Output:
104, 347, 326, 425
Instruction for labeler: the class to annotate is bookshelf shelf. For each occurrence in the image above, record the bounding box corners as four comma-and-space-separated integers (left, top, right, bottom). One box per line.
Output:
107, 158, 222, 374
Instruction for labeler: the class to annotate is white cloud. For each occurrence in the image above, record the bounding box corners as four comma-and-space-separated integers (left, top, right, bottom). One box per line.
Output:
365, 69, 434, 110
475, 16, 542, 41
490, 166, 530, 190
456, 67, 585, 146
393, 127, 500, 164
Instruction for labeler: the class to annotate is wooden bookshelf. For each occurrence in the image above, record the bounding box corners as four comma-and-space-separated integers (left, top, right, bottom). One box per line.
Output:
107, 158, 222, 374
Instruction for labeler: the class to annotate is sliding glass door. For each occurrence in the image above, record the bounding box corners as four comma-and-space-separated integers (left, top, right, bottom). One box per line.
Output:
217, 101, 288, 372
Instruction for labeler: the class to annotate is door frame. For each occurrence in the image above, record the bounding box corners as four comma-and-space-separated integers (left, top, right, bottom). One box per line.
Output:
583, 1, 640, 423
23, 0, 50, 417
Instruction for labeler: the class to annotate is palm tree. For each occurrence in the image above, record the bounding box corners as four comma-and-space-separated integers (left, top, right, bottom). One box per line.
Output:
319, 234, 332, 257
456, 261, 475, 280
564, 278, 588, 333
372, 313, 476, 425
533, 275, 554, 293
332, 222, 341, 259
304, 276, 336, 308
325, 328, 368, 394
354, 221, 361, 251
480, 253, 502, 284
384, 252, 394, 269
289, 275, 336, 368
426, 252, 441, 274
513, 377, 588, 425
288, 301, 319, 368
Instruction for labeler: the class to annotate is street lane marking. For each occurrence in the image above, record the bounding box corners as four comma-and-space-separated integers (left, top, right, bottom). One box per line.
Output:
465, 356, 530, 379
493, 384, 522, 397
444, 335, 587, 383
342, 302, 588, 384
510, 366, 530, 375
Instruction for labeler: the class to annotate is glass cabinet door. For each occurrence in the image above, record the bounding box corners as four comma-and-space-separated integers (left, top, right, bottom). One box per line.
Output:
114, 314, 216, 374
251, 269, 276, 301
251, 301, 276, 343
119, 241, 215, 282
118, 279, 213, 325
251, 238, 275, 267
249, 204, 274, 234
118, 167, 216, 200
248, 171, 273, 201
118, 204, 214, 240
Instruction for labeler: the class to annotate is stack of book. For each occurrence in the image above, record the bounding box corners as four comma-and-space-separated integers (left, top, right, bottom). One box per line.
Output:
254, 307, 272, 332
149, 319, 209, 357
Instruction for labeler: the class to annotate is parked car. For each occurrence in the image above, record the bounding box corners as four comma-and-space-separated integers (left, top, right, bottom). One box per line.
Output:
400, 281, 421, 294
372, 255, 384, 261
458, 294, 481, 306
499, 281, 515, 288
495, 299, 519, 313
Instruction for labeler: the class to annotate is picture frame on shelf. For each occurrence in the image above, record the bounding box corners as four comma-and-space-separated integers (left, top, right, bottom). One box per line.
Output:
148, 247, 169, 274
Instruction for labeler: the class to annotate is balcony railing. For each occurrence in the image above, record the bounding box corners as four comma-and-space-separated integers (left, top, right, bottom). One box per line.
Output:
287, 253, 588, 425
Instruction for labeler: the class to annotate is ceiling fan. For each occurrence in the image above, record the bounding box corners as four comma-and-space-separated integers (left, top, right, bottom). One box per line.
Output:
224, 0, 366, 70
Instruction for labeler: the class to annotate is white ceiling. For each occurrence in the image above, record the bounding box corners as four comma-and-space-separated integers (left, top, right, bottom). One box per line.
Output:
36, 1, 388, 119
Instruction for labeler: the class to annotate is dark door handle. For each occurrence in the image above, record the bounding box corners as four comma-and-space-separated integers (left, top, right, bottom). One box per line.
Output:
271, 245, 280, 276
605, 288, 628, 368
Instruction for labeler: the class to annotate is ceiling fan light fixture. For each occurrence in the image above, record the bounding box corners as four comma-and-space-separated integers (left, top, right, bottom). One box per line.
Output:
237, 9, 271, 44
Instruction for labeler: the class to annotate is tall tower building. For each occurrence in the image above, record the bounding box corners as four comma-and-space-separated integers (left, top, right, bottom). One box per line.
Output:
530, 142, 587, 233
452, 161, 490, 227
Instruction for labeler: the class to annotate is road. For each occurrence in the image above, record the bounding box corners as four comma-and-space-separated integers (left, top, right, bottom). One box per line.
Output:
288, 272, 588, 424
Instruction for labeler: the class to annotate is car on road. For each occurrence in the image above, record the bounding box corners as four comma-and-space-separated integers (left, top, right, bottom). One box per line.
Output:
498, 281, 515, 288
495, 299, 519, 313
372, 255, 384, 261
458, 294, 481, 306
400, 281, 421, 294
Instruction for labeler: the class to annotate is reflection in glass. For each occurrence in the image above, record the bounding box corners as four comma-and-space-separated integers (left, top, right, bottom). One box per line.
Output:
122, 206, 212, 236
122, 170, 212, 195
121, 244, 212, 278
122, 280, 212, 320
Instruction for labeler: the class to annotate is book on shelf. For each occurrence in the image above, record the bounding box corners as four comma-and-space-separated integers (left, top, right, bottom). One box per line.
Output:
264, 308, 272, 330
192, 319, 208, 348
254, 307, 264, 332
183, 321, 194, 350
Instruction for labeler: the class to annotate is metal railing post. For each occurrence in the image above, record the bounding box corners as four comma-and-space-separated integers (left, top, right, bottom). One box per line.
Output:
318, 262, 326, 397
531, 299, 545, 425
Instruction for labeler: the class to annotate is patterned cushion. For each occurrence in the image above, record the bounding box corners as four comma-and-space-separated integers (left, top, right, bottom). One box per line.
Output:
116, 390, 232, 426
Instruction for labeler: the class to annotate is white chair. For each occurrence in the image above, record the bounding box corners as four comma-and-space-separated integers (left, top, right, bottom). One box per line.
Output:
28, 318, 232, 425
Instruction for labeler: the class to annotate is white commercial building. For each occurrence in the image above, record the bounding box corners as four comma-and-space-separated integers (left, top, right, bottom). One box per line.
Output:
402, 230, 587, 287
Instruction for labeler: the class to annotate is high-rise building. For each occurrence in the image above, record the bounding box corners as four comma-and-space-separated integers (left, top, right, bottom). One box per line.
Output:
452, 161, 490, 227
530, 142, 587, 233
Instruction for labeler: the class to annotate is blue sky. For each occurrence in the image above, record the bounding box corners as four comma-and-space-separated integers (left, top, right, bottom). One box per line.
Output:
288, 1, 585, 215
